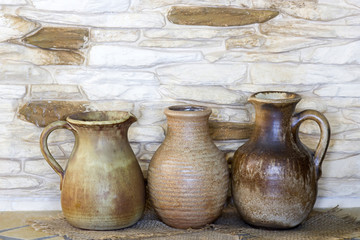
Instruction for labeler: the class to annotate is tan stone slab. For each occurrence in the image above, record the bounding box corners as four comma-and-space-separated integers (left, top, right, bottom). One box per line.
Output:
168, 6, 279, 26
209, 121, 253, 140
23, 27, 89, 50
18, 101, 88, 127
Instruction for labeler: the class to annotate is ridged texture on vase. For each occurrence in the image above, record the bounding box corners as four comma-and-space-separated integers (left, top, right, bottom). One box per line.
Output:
148, 106, 229, 229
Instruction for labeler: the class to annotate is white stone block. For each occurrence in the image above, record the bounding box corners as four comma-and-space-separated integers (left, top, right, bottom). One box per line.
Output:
0, 160, 21, 174
229, 83, 315, 94
24, 159, 67, 178
250, 63, 360, 85
301, 135, 360, 153
260, 18, 360, 38
227, 35, 327, 53
18, 8, 165, 28
346, 0, 360, 8
301, 40, 360, 64
31, 0, 130, 13
215, 140, 246, 152
342, 108, 360, 123
144, 28, 255, 39
145, 143, 161, 152
89, 45, 203, 67
129, 125, 165, 142
0, 100, 17, 122
314, 84, 360, 97
0, 14, 38, 42
318, 178, 360, 198
130, 143, 141, 155
88, 101, 134, 112
0, 0, 26, 4
82, 85, 162, 101
31, 85, 84, 100
139, 40, 222, 48
253, 0, 359, 21
0, 43, 81, 65
0, 176, 41, 189
209, 51, 299, 63
0, 60, 53, 84
322, 153, 360, 178
160, 85, 246, 105
132, 0, 231, 10
50, 67, 157, 85
91, 29, 139, 42
0, 85, 26, 99
138, 101, 183, 125
156, 64, 247, 86
210, 107, 250, 122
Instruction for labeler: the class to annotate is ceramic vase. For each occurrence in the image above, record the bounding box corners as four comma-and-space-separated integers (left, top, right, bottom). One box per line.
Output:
148, 105, 229, 229
40, 111, 145, 230
232, 91, 330, 229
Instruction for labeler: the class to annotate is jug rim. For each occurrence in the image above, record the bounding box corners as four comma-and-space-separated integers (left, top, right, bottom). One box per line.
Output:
66, 111, 137, 126
249, 91, 301, 104
165, 105, 212, 118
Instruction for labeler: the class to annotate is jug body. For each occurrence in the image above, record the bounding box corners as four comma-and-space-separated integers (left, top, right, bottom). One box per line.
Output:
40, 111, 145, 230
148, 105, 229, 229
232, 92, 330, 229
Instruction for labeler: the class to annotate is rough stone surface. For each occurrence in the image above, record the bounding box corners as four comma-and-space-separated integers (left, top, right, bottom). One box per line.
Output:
253, 0, 359, 21
0, 176, 41, 189
0, 0, 26, 4
156, 64, 247, 85
91, 29, 139, 42
50, 67, 157, 85
89, 45, 202, 67
0, 14, 39, 42
0, 60, 53, 84
18, 101, 88, 127
260, 18, 360, 38
160, 85, 246, 105
0, 160, 21, 174
144, 28, 255, 39
139, 39, 221, 48
31, 0, 130, 13
129, 125, 165, 142
31, 85, 84, 99
23, 27, 89, 50
24, 159, 67, 178
18, 8, 165, 28
226, 35, 327, 53
0, 43, 84, 65
168, 6, 279, 26
0, 100, 17, 122
132, 0, 245, 10
138, 101, 184, 125
0, 85, 26, 99
82, 85, 162, 101
250, 63, 360, 84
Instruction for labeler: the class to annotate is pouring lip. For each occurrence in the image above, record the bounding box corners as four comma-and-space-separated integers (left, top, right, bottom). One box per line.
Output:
249, 91, 301, 104
164, 105, 212, 118
66, 111, 137, 126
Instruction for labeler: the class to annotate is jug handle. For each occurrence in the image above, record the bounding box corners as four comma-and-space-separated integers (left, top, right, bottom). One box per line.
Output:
291, 110, 331, 181
40, 121, 75, 190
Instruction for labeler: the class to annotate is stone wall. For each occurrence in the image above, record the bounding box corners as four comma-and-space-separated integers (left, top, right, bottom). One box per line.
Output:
0, 0, 359, 210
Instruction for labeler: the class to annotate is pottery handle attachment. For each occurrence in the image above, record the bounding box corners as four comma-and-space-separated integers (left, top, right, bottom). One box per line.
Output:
40, 121, 75, 190
291, 110, 331, 180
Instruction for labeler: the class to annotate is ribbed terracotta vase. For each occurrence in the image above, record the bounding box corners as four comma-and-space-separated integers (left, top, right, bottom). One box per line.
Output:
148, 105, 229, 229
40, 111, 145, 230
232, 91, 330, 229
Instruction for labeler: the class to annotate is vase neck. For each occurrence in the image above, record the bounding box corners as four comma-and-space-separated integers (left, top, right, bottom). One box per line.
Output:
166, 115, 210, 141
252, 102, 297, 144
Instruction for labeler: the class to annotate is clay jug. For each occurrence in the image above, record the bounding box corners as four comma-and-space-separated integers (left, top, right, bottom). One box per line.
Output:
232, 91, 330, 229
148, 105, 229, 229
40, 111, 145, 230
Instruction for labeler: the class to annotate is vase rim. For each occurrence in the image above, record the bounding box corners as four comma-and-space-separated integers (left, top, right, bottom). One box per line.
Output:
67, 111, 137, 126
249, 91, 301, 104
165, 105, 211, 118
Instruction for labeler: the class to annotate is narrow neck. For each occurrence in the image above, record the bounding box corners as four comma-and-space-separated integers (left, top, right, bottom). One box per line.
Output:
166, 115, 210, 142
252, 102, 296, 144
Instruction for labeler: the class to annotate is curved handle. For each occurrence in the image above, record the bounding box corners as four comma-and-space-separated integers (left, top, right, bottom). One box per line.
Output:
291, 110, 330, 180
40, 121, 75, 190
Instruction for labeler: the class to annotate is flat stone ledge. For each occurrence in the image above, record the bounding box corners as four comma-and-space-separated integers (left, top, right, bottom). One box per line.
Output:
168, 6, 279, 27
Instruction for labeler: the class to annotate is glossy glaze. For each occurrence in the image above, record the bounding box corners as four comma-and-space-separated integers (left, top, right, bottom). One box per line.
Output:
40, 111, 145, 230
232, 91, 330, 229
148, 105, 229, 229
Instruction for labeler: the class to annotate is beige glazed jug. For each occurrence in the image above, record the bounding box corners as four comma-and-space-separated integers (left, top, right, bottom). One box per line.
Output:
148, 105, 229, 229
40, 111, 145, 230
232, 91, 330, 229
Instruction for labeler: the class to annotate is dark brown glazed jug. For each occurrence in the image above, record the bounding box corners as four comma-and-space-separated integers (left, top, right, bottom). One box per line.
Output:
148, 105, 229, 229
232, 91, 330, 229
40, 111, 145, 230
